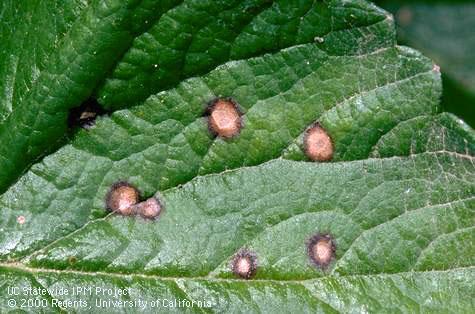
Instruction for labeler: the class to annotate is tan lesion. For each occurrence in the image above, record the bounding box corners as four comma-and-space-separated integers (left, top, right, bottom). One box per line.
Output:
106, 182, 140, 215
304, 124, 334, 162
311, 239, 333, 266
207, 99, 242, 138
307, 233, 336, 269
230, 249, 258, 279
132, 197, 162, 220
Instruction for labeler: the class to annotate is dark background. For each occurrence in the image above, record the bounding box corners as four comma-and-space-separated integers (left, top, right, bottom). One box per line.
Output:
375, 0, 475, 127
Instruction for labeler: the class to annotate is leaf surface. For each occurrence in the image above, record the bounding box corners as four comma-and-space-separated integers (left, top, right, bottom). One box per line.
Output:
0, 0, 442, 261
0, 0, 181, 191
0, 265, 473, 313
0, 0, 474, 313
1, 150, 474, 312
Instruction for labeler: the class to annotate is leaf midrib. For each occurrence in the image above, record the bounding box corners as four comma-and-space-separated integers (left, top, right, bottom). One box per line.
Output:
1, 262, 473, 284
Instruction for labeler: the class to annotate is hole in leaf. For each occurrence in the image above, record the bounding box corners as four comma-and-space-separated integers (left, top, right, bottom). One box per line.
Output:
68, 98, 108, 130
205, 98, 243, 138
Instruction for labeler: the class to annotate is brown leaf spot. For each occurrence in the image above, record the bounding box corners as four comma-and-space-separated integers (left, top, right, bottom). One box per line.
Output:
68, 256, 77, 265
303, 123, 334, 161
105, 181, 140, 215
17, 215, 26, 225
306, 233, 336, 269
133, 197, 163, 220
231, 249, 258, 279
206, 98, 242, 138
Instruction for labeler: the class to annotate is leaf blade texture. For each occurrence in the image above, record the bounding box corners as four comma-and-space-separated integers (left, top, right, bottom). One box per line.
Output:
0, 0, 474, 312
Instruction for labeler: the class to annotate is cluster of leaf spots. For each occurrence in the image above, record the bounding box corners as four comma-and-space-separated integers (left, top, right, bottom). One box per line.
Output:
0, 0, 442, 264
0, 38, 441, 262
101, 90, 338, 280
206, 96, 333, 159
105, 181, 162, 220
105, 95, 332, 221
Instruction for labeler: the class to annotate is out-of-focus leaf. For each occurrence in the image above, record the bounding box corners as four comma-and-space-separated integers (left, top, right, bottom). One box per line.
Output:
376, 0, 475, 127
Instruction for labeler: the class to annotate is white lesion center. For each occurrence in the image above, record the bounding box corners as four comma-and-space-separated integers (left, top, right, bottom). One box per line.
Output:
236, 257, 251, 275
312, 239, 333, 265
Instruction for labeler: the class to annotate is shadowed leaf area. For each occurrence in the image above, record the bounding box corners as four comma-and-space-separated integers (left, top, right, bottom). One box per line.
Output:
0, 0, 474, 312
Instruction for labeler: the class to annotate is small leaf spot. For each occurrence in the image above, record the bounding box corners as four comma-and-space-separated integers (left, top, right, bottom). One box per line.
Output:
105, 181, 140, 215
314, 36, 324, 43
17, 215, 26, 225
133, 197, 163, 220
68, 256, 77, 265
303, 123, 334, 161
306, 233, 336, 269
231, 249, 258, 279
206, 98, 242, 138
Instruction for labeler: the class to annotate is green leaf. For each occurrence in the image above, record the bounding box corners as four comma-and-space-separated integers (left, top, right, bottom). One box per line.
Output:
370, 112, 475, 158
95, 0, 394, 111
0, 42, 441, 260
1, 150, 475, 312
0, 0, 182, 192
24, 151, 475, 275
0, 0, 89, 123
0, 0, 474, 312
375, 0, 475, 127
0, 265, 473, 312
